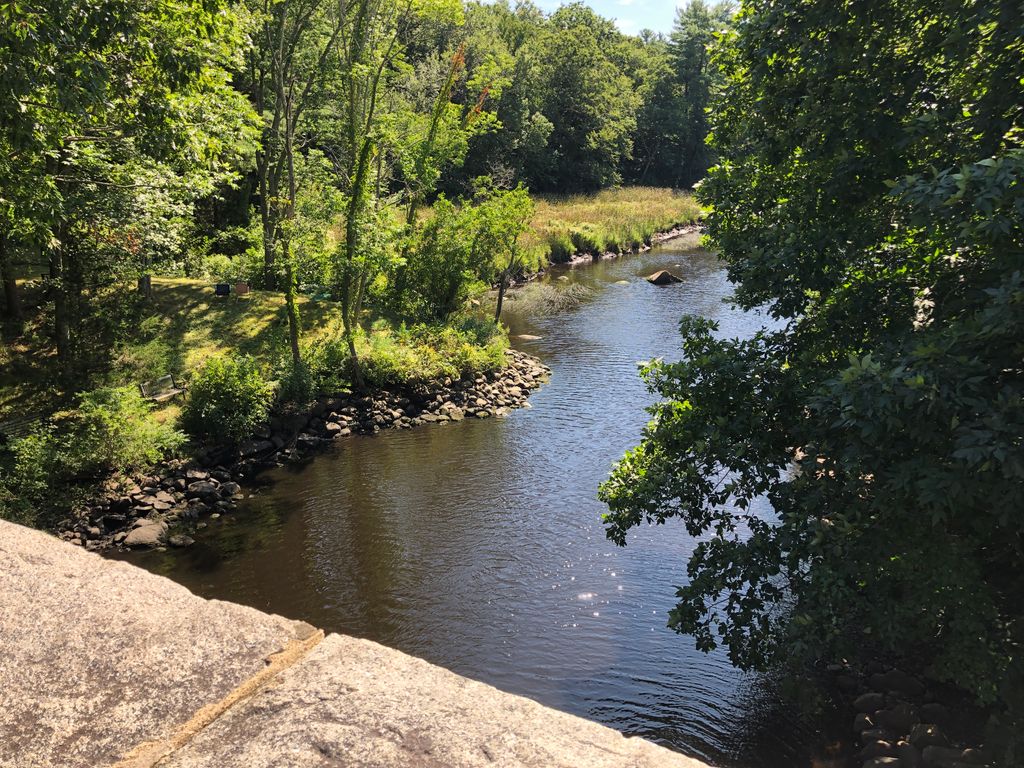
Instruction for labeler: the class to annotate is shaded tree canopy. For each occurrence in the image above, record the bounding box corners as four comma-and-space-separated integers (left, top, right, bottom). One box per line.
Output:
601, 0, 1024, 757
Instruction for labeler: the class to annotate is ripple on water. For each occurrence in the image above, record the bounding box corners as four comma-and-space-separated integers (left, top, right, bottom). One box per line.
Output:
113, 238, 820, 768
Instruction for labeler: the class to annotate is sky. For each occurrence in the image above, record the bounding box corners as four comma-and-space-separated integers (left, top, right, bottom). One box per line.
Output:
534, 0, 683, 36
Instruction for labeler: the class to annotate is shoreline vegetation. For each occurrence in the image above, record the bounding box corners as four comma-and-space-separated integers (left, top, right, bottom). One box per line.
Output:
0, 193, 699, 547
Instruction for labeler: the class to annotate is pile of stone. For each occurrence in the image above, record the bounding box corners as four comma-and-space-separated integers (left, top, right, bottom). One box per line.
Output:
60, 349, 550, 552
294, 348, 548, 440
59, 466, 242, 551
832, 665, 992, 768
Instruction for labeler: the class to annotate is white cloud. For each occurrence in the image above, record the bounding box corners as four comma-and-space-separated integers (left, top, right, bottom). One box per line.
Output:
615, 16, 638, 31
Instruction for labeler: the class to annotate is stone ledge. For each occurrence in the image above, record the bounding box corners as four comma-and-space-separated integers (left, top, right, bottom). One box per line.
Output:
0, 521, 708, 768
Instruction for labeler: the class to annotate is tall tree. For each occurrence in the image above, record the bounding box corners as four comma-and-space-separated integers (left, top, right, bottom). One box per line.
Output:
601, 0, 1024, 757
0, 0, 252, 372
627, 1, 733, 187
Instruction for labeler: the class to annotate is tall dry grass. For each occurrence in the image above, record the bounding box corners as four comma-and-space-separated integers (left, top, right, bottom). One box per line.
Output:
522, 187, 701, 266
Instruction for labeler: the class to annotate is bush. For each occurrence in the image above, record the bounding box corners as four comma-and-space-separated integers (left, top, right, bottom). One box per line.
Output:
75, 387, 187, 474
0, 387, 186, 528
277, 357, 317, 406
356, 321, 508, 389
545, 229, 575, 262
180, 357, 272, 445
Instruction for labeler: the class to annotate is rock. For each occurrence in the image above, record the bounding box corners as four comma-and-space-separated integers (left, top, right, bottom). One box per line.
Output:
862, 729, 897, 744
838, 674, 861, 692
185, 468, 209, 481
124, 522, 167, 548
855, 713, 876, 732
220, 482, 241, 498
919, 703, 950, 725
861, 740, 896, 760
646, 269, 683, 285
86, 526, 101, 539
862, 758, 901, 768
168, 534, 195, 548
475, 410, 491, 418
921, 746, 963, 768
855, 692, 887, 713
238, 439, 273, 458
895, 741, 921, 768
187, 481, 220, 501
871, 669, 926, 699
515, 334, 542, 340
877, 704, 917, 733
910, 724, 950, 750
957, 748, 988, 766
324, 421, 344, 435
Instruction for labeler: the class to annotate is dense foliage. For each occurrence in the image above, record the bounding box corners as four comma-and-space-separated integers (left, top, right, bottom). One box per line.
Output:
180, 357, 273, 445
600, 0, 1024, 753
1, 0, 727, 412
0, 388, 185, 527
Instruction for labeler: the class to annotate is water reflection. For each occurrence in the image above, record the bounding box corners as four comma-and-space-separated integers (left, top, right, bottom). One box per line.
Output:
114, 235, 834, 767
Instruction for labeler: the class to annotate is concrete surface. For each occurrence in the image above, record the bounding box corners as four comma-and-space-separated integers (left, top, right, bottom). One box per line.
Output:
0, 521, 708, 768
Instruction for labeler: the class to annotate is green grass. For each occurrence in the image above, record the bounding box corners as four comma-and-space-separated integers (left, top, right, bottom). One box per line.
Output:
522, 187, 702, 265
0, 277, 506, 424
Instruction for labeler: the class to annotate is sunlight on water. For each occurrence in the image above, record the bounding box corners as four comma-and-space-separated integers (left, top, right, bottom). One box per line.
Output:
115, 235, 830, 768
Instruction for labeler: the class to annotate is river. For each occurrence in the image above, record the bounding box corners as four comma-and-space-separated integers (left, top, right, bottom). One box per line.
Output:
116, 234, 840, 768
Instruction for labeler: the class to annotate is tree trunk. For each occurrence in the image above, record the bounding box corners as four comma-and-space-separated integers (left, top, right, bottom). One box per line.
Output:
258, 154, 277, 291
0, 230, 22, 326
282, 90, 301, 366
50, 236, 71, 370
495, 274, 508, 321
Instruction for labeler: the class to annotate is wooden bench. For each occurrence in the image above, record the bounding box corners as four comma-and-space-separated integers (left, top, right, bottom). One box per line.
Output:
139, 375, 186, 403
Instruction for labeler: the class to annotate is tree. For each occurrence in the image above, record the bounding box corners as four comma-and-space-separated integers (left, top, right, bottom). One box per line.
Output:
398, 182, 531, 323
244, 0, 347, 363
600, 0, 1024, 756
0, 0, 253, 373
532, 4, 638, 191
627, 1, 733, 187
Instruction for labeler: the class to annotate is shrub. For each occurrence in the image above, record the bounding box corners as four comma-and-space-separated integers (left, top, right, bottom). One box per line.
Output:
0, 387, 186, 528
355, 321, 508, 389
75, 387, 187, 475
181, 357, 272, 445
545, 229, 575, 262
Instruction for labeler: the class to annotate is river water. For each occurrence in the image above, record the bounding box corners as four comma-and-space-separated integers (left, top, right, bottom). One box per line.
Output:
117, 234, 838, 767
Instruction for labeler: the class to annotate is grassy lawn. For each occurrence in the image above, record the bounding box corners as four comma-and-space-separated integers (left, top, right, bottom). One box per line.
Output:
0, 278, 347, 423
143, 278, 346, 373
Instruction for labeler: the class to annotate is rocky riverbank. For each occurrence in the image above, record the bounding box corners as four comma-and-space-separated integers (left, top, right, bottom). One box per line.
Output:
57, 348, 550, 552
829, 663, 993, 768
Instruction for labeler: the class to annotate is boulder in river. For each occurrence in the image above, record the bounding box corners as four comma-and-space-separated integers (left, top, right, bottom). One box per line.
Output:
646, 270, 683, 285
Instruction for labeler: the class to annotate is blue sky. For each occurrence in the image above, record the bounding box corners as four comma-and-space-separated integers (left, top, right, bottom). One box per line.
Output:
536, 0, 682, 35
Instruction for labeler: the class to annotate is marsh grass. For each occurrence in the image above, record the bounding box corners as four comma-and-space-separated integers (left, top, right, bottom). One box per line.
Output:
502, 282, 592, 316
522, 187, 701, 265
